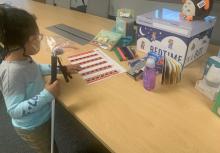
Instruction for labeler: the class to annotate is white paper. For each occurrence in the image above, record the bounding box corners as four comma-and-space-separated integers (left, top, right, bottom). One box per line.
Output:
68, 48, 126, 84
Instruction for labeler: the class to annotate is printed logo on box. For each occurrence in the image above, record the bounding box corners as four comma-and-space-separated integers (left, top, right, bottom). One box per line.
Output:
137, 25, 212, 66
185, 35, 210, 66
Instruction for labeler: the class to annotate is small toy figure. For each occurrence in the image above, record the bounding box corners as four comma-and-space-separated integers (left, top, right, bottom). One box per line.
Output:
168, 39, 174, 49
151, 32, 157, 41
181, 0, 213, 21
141, 41, 145, 50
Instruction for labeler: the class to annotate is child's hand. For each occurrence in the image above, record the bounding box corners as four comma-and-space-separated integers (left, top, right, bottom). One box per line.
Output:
45, 80, 60, 98
65, 64, 82, 74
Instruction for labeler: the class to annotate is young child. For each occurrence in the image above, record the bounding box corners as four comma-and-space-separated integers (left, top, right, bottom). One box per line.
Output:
0, 5, 81, 153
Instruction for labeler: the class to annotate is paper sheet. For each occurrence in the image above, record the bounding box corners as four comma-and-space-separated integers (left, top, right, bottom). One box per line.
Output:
68, 48, 126, 84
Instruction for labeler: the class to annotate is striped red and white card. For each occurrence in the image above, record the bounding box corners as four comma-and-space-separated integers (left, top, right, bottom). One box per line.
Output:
68, 48, 126, 84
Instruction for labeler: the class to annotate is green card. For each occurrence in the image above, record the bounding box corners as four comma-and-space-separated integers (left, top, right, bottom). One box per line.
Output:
212, 92, 220, 117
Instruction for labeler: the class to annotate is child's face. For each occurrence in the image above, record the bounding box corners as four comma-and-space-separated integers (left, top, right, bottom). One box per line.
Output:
24, 33, 43, 55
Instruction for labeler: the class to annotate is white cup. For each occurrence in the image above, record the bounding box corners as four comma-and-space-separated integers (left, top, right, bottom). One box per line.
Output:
205, 64, 220, 88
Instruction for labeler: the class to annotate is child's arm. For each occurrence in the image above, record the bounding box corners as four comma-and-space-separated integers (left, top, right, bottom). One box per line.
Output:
38, 64, 81, 76
5, 89, 54, 119
38, 64, 51, 76
38, 64, 62, 76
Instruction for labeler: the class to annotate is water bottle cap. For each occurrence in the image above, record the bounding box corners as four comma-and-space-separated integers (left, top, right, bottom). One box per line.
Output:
146, 58, 155, 68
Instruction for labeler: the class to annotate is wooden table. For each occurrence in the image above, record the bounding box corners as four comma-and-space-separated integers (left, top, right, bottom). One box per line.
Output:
2, 1, 220, 153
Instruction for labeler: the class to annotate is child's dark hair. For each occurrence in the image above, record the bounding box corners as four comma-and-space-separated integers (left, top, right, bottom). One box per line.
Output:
0, 4, 39, 59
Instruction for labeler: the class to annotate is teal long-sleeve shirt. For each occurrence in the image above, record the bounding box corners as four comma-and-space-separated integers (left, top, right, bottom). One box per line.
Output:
0, 59, 54, 130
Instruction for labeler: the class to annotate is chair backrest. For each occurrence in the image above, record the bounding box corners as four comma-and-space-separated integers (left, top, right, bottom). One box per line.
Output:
33, 0, 46, 3
86, 0, 110, 18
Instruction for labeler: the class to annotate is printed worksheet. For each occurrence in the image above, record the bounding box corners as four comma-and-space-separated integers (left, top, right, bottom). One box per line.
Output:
68, 48, 126, 84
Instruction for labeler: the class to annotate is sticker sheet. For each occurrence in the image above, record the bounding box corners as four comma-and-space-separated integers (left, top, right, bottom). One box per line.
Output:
68, 48, 126, 84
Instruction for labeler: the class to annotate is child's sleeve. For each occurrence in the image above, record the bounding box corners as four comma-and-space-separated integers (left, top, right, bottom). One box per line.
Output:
2, 68, 54, 119
38, 64, 61, 76
5, 89, 54, 119
38, 64, 51, 75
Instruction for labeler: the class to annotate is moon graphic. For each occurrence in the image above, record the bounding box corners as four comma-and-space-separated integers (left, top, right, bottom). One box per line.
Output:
139, 27, 145, 36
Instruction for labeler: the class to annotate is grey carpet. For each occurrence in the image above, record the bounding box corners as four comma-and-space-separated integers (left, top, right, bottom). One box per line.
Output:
0, 93, 111, 153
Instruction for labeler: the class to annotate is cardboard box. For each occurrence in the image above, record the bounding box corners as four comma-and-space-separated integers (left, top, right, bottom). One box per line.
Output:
136, 8, 216, 66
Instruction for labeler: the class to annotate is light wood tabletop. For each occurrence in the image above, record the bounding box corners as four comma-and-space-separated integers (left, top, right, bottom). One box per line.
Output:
2, 0, 220, 153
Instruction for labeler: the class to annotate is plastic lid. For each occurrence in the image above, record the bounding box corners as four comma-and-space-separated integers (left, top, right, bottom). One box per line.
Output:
146, 57, 155, 69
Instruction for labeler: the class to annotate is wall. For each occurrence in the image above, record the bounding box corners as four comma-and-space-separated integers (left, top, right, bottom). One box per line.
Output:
33, 0, 46, 3
109, 0, 181, 16
45, 0, 220, 45
46, 0, 87, 8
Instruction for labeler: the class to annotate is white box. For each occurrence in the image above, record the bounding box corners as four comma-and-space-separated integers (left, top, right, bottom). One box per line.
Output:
136, 8, 216, 66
